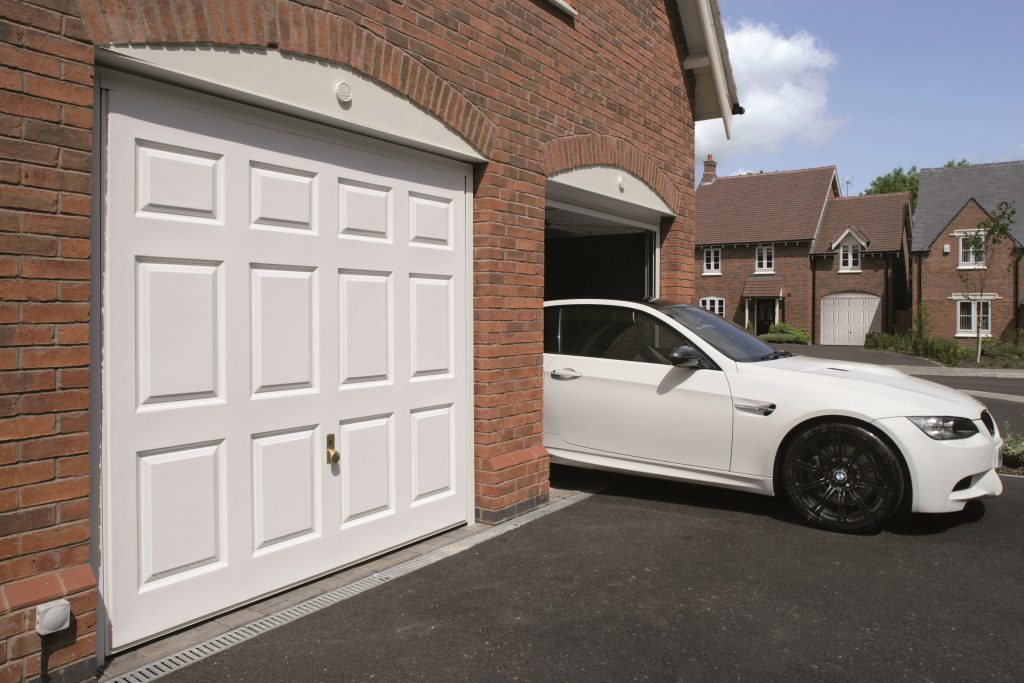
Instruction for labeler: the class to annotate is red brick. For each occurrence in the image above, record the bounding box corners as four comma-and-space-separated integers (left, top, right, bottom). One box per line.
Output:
20, 388, 87, 413
0, 414, 55, 442
17, 433, 85, 460
58, 237, 89, 258
55, 496, 87, 522
7, 630, 41, 658
58, 563, 94, 593
20, 301, 88, 322
21, 28, 92, 63
0, 611, 26, 640
0, 183, 57, 211
0, 279, 57, 301
18, 519, 88, 554
0, 460, 53, 489
21, 256, 90, 279
1, 572, 62, 610
0, 551, 56, 584
59, 192, 90, 215
0, 369, 55, 394
56, 367, 87, 388
19, 476, 87, 506
56, 322, 87, 343
22, 213, 88, 237
0, 1, 63, 33
0, 324, 54, 345
0, 505, 55, 535
0, 92, 61, 122
0, 42, 61, 78
20, 345, 88, 368
57, 411, 87, 434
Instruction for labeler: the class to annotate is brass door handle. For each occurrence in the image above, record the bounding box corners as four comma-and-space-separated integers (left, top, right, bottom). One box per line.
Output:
326, 433, 340, 464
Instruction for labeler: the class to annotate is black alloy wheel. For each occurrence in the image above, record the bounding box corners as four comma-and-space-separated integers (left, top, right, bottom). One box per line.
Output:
782, 422, 905, 533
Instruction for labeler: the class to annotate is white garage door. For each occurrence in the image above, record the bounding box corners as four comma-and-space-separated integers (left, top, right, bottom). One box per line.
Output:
821, 293, 881, 345
103, 78, 470, 649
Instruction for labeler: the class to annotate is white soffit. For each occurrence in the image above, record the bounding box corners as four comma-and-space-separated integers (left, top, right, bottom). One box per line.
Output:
547, 166, 674, 223
676, 0, 740, 139
98, 46, 487, 163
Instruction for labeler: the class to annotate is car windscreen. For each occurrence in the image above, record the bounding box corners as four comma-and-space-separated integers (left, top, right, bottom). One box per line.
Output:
659, 304, 778, 362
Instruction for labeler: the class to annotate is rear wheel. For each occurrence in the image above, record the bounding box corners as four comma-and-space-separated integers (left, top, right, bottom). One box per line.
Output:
781, 422, 905, 533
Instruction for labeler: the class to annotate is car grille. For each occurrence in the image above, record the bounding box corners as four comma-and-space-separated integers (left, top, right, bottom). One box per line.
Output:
980, 410, 995, 436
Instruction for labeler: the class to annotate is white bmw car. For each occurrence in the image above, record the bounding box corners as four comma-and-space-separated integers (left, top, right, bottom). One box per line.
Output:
543, 299, 1003, 533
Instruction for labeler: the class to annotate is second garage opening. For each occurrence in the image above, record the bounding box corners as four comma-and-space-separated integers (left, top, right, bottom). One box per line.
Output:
544, 203, 659, 302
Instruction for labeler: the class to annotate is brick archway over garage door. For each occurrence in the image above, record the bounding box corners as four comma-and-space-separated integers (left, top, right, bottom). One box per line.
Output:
76, 0, 498, 160
542, 134, 693, 301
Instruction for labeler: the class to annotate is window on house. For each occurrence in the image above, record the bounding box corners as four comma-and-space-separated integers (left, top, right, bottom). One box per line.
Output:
839, 244, 861, 272
703, 248, 721, 274
755, 245, 774, 273
957, 300, 991, 336
958, 234, 986, 268
699, 297, 725, 316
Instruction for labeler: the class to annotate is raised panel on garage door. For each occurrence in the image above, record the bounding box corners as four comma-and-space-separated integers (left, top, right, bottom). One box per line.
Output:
103, 76, 470, 650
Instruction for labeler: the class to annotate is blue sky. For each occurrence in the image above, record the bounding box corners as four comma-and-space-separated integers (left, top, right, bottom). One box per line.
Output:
696, 0, 1024, 195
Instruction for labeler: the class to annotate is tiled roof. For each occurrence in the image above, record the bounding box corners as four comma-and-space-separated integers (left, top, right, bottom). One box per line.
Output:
741, 275, 785, 298
696, 166, 837, 245
913, 160, 1024, 251
811, 193, 909, 255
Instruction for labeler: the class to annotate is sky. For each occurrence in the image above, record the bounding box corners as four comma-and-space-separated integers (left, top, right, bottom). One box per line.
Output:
695, 0, 1024, 195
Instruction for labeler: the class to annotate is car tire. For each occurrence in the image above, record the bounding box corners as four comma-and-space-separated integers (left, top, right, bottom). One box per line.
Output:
781, 422, 905, 533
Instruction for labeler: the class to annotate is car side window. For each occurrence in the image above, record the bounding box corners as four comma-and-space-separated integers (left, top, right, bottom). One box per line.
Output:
558, 305, 689, 364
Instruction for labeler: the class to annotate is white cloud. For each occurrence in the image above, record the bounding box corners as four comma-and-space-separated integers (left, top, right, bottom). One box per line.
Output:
696, 20, 843, 173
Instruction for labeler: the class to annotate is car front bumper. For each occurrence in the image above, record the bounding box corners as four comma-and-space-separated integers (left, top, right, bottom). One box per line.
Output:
874, 416, 1003, 514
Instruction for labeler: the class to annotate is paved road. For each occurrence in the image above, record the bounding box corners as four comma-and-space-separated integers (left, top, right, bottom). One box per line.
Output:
163, 473, 1024, 682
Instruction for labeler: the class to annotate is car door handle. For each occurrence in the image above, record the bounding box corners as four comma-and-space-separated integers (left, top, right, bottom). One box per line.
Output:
551, 368, 583, 380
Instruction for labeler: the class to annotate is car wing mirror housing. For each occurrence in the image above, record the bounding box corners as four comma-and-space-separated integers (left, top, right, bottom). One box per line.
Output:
669, 345, 701, 368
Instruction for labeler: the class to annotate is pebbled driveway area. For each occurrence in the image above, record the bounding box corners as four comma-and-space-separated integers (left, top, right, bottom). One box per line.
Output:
162, 469, 1023, 682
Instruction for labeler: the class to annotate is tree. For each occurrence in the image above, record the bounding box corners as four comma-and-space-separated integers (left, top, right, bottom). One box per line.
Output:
864, 166, 920, 210
957, 201, 1017, 363
864, 160, 970, 212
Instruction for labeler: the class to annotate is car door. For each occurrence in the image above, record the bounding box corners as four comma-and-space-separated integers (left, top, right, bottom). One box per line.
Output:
544, 304, 734, 471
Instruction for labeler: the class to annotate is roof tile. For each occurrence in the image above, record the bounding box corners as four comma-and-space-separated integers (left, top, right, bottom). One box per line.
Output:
812, 193, 909, 254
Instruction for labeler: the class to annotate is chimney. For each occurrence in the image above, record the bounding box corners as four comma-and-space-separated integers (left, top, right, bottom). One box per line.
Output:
701, 154, 717, 185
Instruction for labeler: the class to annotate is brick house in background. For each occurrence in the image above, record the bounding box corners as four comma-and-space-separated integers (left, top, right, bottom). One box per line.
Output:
912, 161, 1024, 344
694, 157, 911, 344
0, 1, 740, 679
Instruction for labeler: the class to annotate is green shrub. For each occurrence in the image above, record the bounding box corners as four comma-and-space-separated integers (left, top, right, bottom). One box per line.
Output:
864, 332, 969, 367
759, 333, 802, 344
1003, 427, 1024, 469
766, 323, 811, 344
980, 340, 1024, 367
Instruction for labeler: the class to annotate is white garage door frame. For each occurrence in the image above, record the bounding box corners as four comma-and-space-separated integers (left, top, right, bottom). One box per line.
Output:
820, 292, 881, 346
93, 69, 475, 657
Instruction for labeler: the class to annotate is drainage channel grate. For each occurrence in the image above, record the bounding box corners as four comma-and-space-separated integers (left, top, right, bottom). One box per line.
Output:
105, 491, 592, 683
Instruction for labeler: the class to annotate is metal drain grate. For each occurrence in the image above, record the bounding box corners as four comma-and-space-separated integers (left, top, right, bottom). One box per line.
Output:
105, 491, 591, 682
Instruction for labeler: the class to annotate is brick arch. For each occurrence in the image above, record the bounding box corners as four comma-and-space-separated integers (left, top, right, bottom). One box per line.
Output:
76, 0, 497, 158
542, 134, 682, 212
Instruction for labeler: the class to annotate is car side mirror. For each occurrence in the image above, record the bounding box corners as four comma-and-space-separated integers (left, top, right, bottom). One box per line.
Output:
669, 345, 701, 368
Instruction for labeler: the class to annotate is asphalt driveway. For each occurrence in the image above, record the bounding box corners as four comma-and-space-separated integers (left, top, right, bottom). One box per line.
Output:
777, 344, 938, 367
162, 468, 1023, 682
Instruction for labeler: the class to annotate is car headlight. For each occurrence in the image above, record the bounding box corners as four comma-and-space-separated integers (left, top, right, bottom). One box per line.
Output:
907, 416, 979, 440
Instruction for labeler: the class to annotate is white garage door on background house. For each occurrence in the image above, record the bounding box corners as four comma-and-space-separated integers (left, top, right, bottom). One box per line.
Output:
102, 74, 471, 650
820, 293, 881, 346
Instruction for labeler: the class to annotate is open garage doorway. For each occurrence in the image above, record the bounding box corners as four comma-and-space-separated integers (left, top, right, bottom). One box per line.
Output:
545, 203, 658, 301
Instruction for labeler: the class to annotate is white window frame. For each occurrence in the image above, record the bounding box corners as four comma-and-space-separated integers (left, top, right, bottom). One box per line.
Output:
957, 232, 986, 270
699, 296, 725, 316
952, 296, 995, 337
755, 245, 774, 273
703, 247, 721, 275
839, 244, 861, 272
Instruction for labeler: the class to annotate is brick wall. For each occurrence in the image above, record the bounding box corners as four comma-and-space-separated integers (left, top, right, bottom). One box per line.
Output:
915, 200, 1023, 343
0, 0, 99, 680
1, 0, 699, 677
694, 243, 812, 331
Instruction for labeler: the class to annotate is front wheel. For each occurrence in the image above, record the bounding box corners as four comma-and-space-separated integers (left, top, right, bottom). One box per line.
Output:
781, 422, 906, 533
